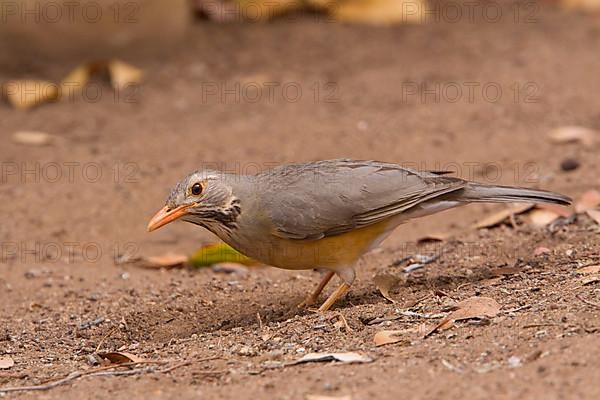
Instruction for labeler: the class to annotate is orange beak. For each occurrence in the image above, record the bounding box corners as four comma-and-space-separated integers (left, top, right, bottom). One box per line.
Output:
147, 204, 191, 232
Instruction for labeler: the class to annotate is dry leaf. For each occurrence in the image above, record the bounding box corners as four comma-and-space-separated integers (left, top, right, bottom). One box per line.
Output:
586, 209, 600, 225
416, 233, 447, 244
211, 262, 249, 274
427, 296, 500, 337
290, 352, 372, 365
141, 253, 188, 269
329, 0, 428, 25
575, 190, 600, 213
373, 273, 399, 303
373, 330, 405, 346
582, 276, 600, 286
116, 253, 188, 268
189, 242, 255, 267
12, 131, 54, 146
96, 352, 144, 365
576, 265, 600, 274
473, 203, 534, 229
561, 0, 600, 13
528, 209, 561, 227
536, 203, 573, 218
306, 396, 352, 400
480, 277, 503, 286
0, 356, 14, 369
548, 126, 596, 146
60, 64, 94, 97
533, 247, 551, 256
3, 79, 59, 109
492, 266, 521, 275
108, 60, 144, 87
62, 64, 92, 87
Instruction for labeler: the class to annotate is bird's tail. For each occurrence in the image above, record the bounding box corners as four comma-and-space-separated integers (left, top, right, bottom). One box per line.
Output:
458, 183, 571, 206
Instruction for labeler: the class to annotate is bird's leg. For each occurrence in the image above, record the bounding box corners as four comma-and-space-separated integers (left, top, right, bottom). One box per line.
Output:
318, 282, 351, 312
317, 267, 355, 312
298, 271, 335, 308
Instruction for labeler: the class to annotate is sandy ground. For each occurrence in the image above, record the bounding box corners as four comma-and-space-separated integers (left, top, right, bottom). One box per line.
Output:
1, 2, 600, 399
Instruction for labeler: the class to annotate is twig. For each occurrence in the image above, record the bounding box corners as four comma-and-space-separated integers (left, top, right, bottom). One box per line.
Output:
577, 294, 600, 309
0, 357, 221, 394
256, 312, 263, 330
522, 323, 560, 329
335, 311, 352, 332
95, 327, 117, 352
502, 304, 531, 314
397, 310, 445, 319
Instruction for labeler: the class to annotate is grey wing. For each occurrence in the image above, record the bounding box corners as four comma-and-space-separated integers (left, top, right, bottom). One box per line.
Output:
262, 159, 466, 240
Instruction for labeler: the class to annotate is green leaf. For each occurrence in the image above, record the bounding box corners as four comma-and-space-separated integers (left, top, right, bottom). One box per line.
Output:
189, 242, 255, 267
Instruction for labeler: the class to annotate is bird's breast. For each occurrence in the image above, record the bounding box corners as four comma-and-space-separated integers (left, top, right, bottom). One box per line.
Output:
225, 217, 399, 271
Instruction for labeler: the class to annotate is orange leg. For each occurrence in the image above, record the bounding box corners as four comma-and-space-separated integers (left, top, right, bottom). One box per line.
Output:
298, 271, 335, 308
318, 282, 351, 312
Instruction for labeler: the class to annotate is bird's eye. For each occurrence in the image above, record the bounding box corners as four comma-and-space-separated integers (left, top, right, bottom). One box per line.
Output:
191, 182, 203, 196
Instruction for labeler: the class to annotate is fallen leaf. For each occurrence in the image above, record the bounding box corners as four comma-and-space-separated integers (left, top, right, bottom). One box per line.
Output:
576, 265, 600, 274
480, 277, 503, 286
96, 352, 144, 365
548, 126, 596, 146
211, 262, 249, 274
306, 395, 352, 400
575, 190, 600, 213
561, 0, 600, 13
473, 203, 534, 229
492, 266, 521, 275
528, 209, 561, 227
426, 296, 501, 337
189, 242, 255, 267
289, 352, 373, 365
533, 247, 551, 256
582, 277, 600, 285
61, 63, 92, 89
536, 203, 573, 218
0, 356, 14, 369
586, 209, 600, 225
416, 233, 447, 244
108, 60, 144, 87
315, 0, 428, 25
141, 253, 188, 269
373, 273, 400, 303
3, 79, 59, 109
373, 330, 405, 346
12, 131, 54, 146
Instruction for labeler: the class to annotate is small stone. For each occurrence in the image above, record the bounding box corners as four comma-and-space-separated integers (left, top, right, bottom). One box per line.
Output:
560, 158, 580, 172
508, 356, 522, 368
86, 354, 99, 366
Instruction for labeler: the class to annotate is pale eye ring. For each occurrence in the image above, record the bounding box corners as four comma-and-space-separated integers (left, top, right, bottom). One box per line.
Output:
191, 182, 203, 196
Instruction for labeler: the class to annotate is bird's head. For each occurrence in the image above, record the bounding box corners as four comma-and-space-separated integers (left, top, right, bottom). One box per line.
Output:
147, 169, 241, 235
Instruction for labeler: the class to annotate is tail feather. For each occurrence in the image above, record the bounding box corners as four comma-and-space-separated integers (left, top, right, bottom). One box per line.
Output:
458, 183, 571, 206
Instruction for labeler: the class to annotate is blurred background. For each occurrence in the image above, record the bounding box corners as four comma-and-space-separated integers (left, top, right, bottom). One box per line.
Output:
2, 0, 597, 255
1, 1, 599, 398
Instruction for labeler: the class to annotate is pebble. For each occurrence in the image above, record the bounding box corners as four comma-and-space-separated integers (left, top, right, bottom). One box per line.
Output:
560, 158, 580, 172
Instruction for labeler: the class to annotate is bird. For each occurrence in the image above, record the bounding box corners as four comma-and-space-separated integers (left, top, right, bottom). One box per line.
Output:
147, 159, 571, 311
